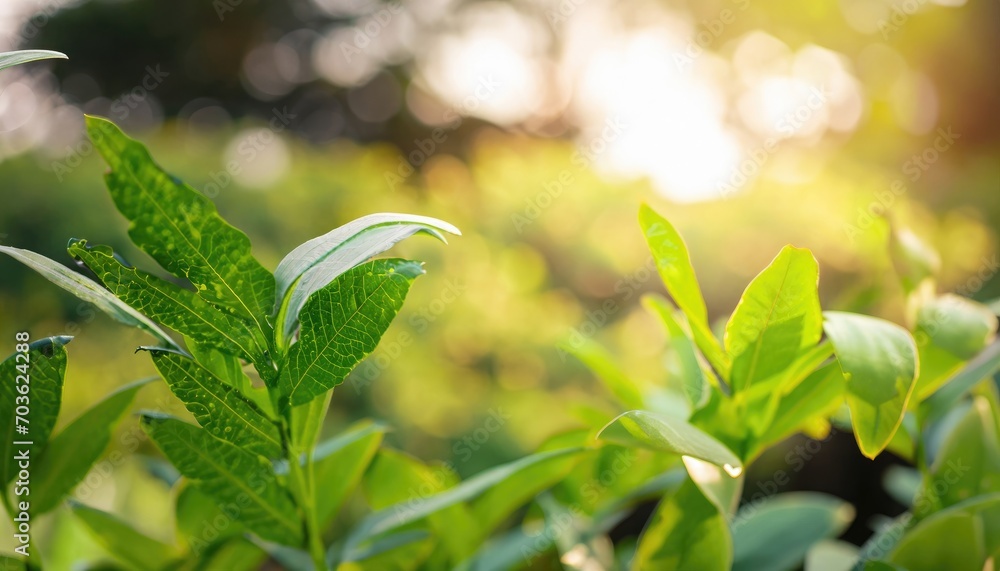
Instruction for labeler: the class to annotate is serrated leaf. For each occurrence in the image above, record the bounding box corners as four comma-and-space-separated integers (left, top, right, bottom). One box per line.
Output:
725, 246, 822, 392
598, 410, 743, 477
823, 312, 919, 459
0, 49, 66, 71
274, 213, 459, 344
85, 116, 274, 339
313, 421, 386, 526
731, 493, 855, 571
278, 259, 422, 408
32, 378, 149, 514
632, 478, 731, 571
639, 205, 729, 379
343, 447, 586, 562
0, 337, 69, 489
69, 240, 269, 374
149, 350, 281, 458
0, 245, 179, 350
70, 502, 180, 571
141, 415, 302, 545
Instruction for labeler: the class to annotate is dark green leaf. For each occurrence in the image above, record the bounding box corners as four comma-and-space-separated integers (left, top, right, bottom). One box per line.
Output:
278, 259, 422, 408
149, 350, 281, 458
0, 336, 69, 488
725, 246, 822, 392
823, 312, 918, 459
32, 379, 149, 514
85, 116, 274, 338
70, 502, 180, 571
141, 415, 302, 545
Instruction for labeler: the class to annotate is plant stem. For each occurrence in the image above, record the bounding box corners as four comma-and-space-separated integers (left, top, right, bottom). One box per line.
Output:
285, 425, 327, 570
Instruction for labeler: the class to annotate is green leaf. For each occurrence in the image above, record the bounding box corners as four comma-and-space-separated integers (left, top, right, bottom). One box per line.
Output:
0, 50, 66, 71
70, 502, 180, 571
683, 456, 744, 517
916, 294, 997, 361
149, 350, 282, 458
0, 245, 179, 350
278, 259, 422, 408
823, 312, 919, 459
804, 540, 860, 571
645, 295, 710, 408
598, 410, 743, 477
889, 494, 1000, 571
563, 337, 645, 410
187, 341, 273, 414
919, 397, 1000, 514
731, 493, 855, 571
638, 205, 730, 379
141, 415, 302, 545
85, 116, 275, 339
0, 337, 69, 488
889, 225, 939, 294
344, 447, 586, 561
175, 482, 245, 550
752, 362, 844, 454
922, 341, 1000, 424
289, 389, 332, 452
274, 213, 459, 344
725, 246, 822, 392
312, 420, 387, 525
197, 537, 267, 571
32, 378, 149, 514
0, 554, 25, 571
69, 240, 268, 373
632, 478, 731, 571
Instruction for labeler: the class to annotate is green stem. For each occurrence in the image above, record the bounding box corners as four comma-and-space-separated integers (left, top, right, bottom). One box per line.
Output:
284, 424, 326, 570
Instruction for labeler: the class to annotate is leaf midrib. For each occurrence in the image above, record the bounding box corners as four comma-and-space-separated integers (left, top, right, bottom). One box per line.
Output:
741, 261, 793, 391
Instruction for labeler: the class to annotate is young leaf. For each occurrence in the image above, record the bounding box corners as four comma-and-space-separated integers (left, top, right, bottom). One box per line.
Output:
278, 259, 423, 409
645, 295, 711, 407
148, 350, 282, 458
0, 50, 67, 71
598, 410, 743, 477
69, 240, 268, 372
312, 420, 387, 525
639, 205, 729, 378
731, 493, 855, 571
632, 479, 731, 571
70, 502, 180, 571
0, 337, 69, 489
0, 245, 179, 350
32, 378, 150, 514
274, 213, 459, 343
751, 363, 844, 454
84, 116, 275, 336
140, 415, 302, 545
343, 447, 586, 562
724, 246, 822, 392
823, 312, 919, 459
289, 389, 333, 452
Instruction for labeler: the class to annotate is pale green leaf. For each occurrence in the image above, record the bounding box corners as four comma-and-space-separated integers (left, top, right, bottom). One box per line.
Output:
751, 362, 844, 455
805, 540, 860, 571
823, 312, 919, 459
141, 415, 302, 545
917, 294, 997, 361
0, 336, 69, 488
70, 502, 180, 571
0, 245, 179, 350
149, 350, 282, 458
645, 295, 710, 408
632, 479, 731, 571
0, 50, 66, 71
274, 213, 459, 344
725, 245, 822, 392
598, 410, 743, 477
922, 341, 1000, 424
889, 226, 939, 294
278, 259, 422, 408
313, 420, 387, 525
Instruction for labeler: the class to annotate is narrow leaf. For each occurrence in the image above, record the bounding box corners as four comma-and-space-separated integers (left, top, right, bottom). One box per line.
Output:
141, 415, 302, 545
85, 116, 274, 336
563, 338, 645, 410
70, 502, 180, 571
0, 50, 66, 71
598, 410, 743, 477
922, 341, 1000, 424
645, 295, 711, 407
32, 379, 150, 514
149, 350, 282, 458
278, 259, 422, 408
0, 245, 179, 350
725, 246, 822, 392
823, 312, 919, 459
0, 337, 69, 488
312, 420, 387, 525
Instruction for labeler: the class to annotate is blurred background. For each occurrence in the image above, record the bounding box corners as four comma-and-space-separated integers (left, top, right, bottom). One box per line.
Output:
0, 0, 997, 564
